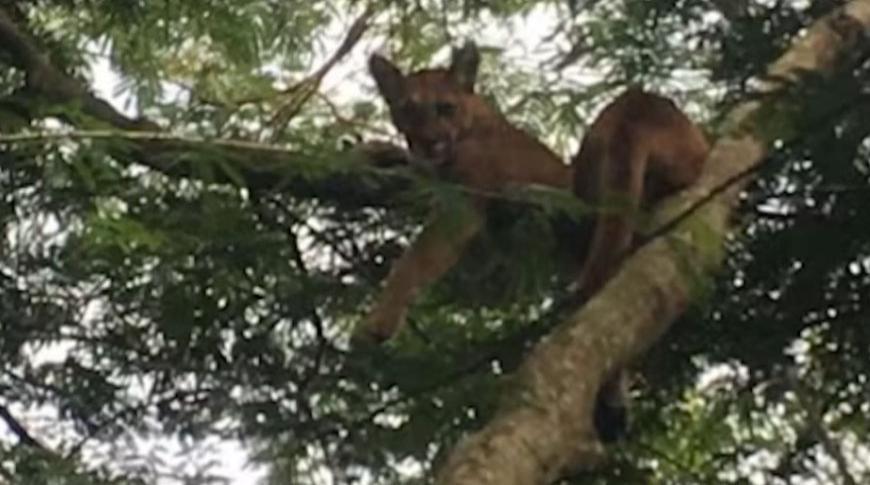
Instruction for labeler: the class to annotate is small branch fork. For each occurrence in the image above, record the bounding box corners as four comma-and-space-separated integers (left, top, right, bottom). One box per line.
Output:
268, 7, 375, 139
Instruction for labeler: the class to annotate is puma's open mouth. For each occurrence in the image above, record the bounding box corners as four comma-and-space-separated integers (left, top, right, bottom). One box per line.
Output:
415, 140, 451, 166
429, 141, 449, 161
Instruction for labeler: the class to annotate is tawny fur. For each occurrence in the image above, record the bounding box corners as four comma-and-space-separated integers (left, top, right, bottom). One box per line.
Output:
359, 44, 709, 343
571, 88, 709, 299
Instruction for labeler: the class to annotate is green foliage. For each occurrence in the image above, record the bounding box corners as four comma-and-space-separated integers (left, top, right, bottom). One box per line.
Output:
1, 0, 869, 484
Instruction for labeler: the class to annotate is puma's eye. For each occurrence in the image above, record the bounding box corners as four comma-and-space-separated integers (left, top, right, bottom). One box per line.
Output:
398, 100, 417, 113
397, 101, 424, 121
434, 101, 456, 117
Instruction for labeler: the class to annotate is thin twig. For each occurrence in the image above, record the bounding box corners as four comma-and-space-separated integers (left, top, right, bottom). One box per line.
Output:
269, 7, 375, 139
789, 372, 859, 485
316, 91, 397, 138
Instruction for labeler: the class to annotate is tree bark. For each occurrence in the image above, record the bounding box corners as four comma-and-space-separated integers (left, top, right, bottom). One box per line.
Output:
435, 1, 870, 483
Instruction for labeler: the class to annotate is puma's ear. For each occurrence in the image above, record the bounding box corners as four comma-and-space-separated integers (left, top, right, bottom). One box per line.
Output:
369, 54, 407, 106
449, 41, 480, 92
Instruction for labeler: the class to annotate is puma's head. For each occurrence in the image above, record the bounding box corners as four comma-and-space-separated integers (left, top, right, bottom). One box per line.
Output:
369, 42, 481, 167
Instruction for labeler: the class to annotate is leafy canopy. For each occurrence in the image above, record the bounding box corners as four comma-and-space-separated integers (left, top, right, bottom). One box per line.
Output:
0, 0, 868, 484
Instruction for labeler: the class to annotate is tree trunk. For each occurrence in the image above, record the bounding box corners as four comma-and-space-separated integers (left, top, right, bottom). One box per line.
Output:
435, 1, 870, 483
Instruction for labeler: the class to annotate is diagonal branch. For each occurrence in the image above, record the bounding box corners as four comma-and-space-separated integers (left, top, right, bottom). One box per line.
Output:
435, 1, 870, 484
269, 7, 375, 137
0, 404, 45, 449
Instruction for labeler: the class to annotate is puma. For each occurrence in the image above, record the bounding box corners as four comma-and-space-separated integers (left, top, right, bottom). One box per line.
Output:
360, 42, 709, 443
360, 42, 709, 343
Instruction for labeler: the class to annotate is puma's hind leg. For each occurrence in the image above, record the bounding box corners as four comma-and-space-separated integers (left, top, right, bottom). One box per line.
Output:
573, 130, 647, 300
571, 90, 709, 443
572, 89, 709, 299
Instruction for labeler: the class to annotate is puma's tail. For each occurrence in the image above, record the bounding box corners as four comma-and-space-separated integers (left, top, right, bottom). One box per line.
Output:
594, 371, 631, 443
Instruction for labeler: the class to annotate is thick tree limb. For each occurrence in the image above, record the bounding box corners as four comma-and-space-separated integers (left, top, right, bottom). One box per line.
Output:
436, 2, 870, 484
0, 7, 415, 209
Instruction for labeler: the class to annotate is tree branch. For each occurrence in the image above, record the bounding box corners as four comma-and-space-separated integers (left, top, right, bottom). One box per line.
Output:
790, 372, 859, 485
0, 404, 44, 449
0, 7, 417, 209
0, 8, 155, 131
435, 1, 870, 483
268, 7, 374, 138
